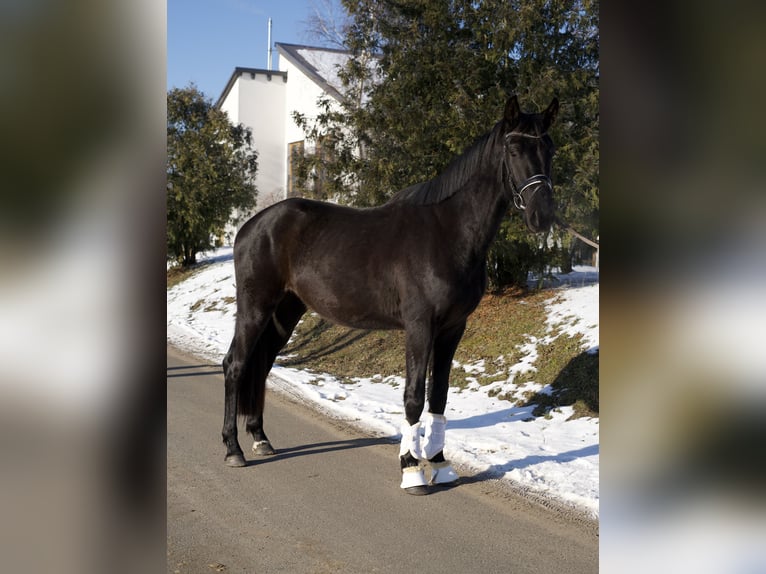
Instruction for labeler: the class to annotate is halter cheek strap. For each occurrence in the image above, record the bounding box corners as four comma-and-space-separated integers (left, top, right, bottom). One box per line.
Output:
502, 132, 553, 211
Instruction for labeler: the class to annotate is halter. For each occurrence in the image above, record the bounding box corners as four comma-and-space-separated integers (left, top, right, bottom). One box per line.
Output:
510, 174, 552, 211
503, 131, 553, 211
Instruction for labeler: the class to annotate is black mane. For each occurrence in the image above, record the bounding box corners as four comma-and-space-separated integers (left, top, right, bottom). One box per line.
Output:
387, 122, 505, 206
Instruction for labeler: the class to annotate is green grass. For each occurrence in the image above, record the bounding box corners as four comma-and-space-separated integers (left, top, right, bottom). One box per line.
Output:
278, 286, 598, 420
279, 313, 406, 384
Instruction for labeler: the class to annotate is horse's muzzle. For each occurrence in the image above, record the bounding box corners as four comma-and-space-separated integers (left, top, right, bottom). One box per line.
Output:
526, 209, 554, 233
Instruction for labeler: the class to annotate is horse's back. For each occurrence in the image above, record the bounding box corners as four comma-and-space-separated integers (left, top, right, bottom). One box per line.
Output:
235, 197, 413, 256
233, 198, 325, 262
235, 197, 314, 242
232, 198, 421, 327
230, 196, 479, 330
232, 197, 378, 282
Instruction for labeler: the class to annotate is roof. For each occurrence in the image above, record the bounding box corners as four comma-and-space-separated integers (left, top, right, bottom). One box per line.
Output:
215, 67, 288, 109
275, 43, 352, 102
215, 43, 378, 110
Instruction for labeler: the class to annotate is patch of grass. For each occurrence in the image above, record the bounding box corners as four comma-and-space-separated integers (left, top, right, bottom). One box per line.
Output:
456, 288, 551, 364
447, 368, 472, 391
279, 313, 406, 379
487, 386, 503, 398
167, 265, 200, 289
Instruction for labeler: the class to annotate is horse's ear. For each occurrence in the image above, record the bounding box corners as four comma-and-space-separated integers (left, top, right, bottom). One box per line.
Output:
504, 95, 521, 127
543, 97, 559, 131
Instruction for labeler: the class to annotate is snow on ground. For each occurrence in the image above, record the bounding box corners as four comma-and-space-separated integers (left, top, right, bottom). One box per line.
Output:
168, 247, 599, 517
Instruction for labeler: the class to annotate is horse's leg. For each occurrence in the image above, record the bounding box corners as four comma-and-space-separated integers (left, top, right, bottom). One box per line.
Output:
221, 288, 283, 467
399, 323, 433, 494
222, 324, 254, 467
244, 292, 306, 456
422, 321, 466, 486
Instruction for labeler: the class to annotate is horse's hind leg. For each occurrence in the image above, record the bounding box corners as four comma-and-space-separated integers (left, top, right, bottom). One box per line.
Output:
422, 321, 466, 486
244, 292, 306, 456
221, 288, 283, 467
222, 332, 249, 467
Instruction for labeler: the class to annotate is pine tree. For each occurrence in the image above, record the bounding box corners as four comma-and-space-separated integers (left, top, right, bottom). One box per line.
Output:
296, 0, 598, 286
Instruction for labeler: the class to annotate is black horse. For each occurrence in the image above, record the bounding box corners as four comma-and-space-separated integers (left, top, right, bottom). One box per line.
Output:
222, 96, 559, 494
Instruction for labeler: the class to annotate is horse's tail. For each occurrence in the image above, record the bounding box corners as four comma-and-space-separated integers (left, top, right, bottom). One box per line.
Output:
235, 318, 276, 419
234, 292, 306, 418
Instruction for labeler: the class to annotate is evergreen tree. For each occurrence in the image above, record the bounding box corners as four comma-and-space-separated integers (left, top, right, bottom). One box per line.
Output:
167, 85, 258, 266
295, 0, 598, 287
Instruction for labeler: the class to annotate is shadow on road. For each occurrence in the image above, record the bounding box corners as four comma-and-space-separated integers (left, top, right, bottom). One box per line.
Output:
167, 364, 221, 378
245, 436, 395, 467
459, 444, 599, 485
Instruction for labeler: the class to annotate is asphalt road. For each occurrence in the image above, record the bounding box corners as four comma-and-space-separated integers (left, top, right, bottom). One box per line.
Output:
168, 345, 598, 573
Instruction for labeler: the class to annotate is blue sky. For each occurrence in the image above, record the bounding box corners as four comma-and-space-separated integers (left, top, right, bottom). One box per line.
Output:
168, 0, 325, 101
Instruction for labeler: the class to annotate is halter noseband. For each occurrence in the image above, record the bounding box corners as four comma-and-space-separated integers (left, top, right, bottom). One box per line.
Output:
510, 174, 552, 211
503, 132, 553, 211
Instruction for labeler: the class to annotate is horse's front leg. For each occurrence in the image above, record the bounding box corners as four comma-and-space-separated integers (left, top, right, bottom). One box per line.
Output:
422, 321, 466, 486
399, 324, 433, 494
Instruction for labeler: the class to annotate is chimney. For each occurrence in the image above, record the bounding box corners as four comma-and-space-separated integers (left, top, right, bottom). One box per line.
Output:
267, 18, 273, 71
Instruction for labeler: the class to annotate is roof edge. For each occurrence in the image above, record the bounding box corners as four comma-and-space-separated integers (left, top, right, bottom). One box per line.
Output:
275, 43, 346, 103
215, 67, 288, 109
275, 42, 351, 55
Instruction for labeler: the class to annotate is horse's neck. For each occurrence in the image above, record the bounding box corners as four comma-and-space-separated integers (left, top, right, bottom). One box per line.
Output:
441, 164, 510, 263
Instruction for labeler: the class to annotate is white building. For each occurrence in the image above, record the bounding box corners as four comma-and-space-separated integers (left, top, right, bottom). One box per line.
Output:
215, 42, 353, 211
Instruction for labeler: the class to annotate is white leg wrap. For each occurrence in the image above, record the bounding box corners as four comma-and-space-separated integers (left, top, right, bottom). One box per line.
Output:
400, 465, 428, 489
399, 420, 423, 459
399, 420, 427, 489
429, 461, 460, 485
421, 413, 447, 460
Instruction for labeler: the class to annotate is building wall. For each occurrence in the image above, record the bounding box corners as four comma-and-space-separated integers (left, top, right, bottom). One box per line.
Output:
234, 72, 287, 205
218, 79, 239, 124
218, 50, 346, 212
278, 52, 346, 200
279, 56, 328, 148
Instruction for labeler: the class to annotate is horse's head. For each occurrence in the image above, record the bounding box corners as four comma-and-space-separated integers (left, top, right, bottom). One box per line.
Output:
502, 96, 559, 233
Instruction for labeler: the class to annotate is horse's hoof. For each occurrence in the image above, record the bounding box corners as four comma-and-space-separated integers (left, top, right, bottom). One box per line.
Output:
432, 477, 460, 489
225, 453, 247, 467
429, 461, 460, 486
404, 485, 430, 496
400, 464, 429, 494
252, 440, 276, 456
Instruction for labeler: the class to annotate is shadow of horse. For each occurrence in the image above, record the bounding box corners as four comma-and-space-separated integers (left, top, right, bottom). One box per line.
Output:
167, 364, 222, 378
279, 321, 372, 366
447, 405, 538, 430
243, 436, 395, 467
